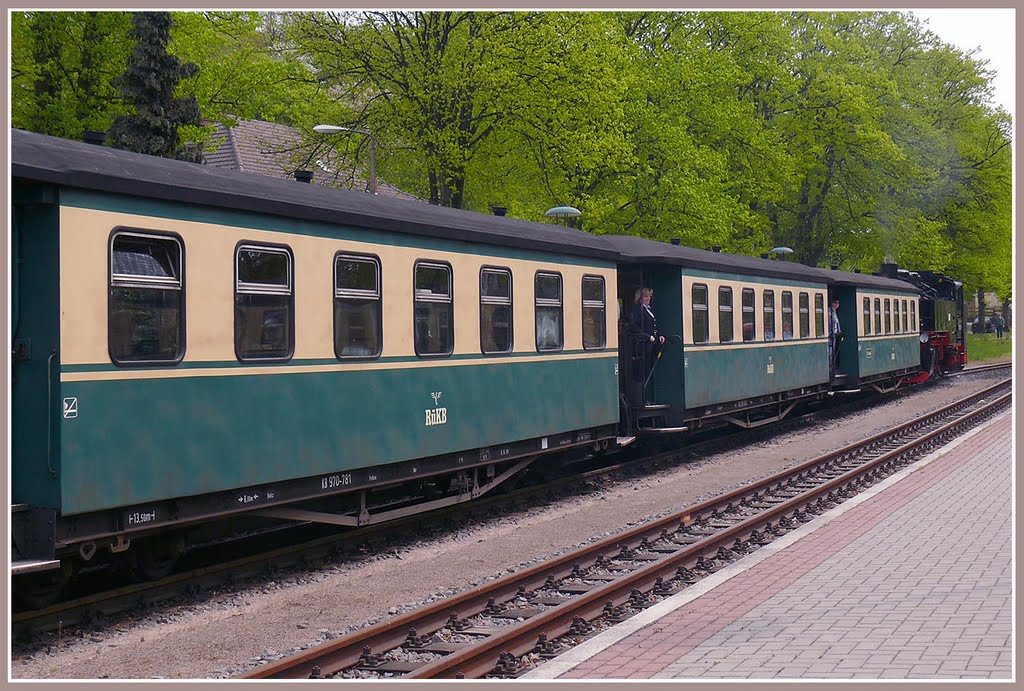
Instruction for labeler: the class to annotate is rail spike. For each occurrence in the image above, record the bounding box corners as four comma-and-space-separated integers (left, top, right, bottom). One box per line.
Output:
570, 616, 593, 635
493, 651, 522, 677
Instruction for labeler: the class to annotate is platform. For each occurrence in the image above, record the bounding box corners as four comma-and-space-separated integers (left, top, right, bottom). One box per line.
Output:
524, 412, 1012, 680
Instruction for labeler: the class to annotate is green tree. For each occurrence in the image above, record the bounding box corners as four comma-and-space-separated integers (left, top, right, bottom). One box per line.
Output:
107, 12, 203, 161
11, 11, 133, 137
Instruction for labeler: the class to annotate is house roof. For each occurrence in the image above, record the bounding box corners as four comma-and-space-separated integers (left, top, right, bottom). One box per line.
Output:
205, 119, 418, 201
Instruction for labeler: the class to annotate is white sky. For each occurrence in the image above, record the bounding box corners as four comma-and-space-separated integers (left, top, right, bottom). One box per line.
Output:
910, 9, 1015, 116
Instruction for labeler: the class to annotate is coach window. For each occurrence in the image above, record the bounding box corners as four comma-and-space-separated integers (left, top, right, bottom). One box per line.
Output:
763, 290, 775, 341
334, 254, 381, 359
109, 231, 185, 364
814, 293, 825, 338
692, 284, 709, 344
235, 244, 293, 362
480, 267, 513, 354
798, 292, 810, 338
902, 299, 909, 332
741, 288, 755, 342
893, 300, 901, 333
582, 275, 606, 349
884, 299, 891, 334
874, 298, 882, 334
863, 297, 871, 335
535, 272, 563, 351
781, 291, 794, 340
911, 301, 917, 330
415, 262, 454, 356
719, 286, 734, 343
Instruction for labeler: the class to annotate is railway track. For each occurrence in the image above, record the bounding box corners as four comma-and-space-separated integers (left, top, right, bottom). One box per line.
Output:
950, 361, 1011, 377
241, 377, 1011, 679
13, 364, 1009, 642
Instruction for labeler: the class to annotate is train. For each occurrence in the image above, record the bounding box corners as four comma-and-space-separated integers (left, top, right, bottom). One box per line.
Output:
9, 128, 966, 607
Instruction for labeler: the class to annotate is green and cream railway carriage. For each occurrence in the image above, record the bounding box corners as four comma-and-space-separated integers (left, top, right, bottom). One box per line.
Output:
828, 273, 923, 390
11, 129, 622, 596
604, 235, 921, 431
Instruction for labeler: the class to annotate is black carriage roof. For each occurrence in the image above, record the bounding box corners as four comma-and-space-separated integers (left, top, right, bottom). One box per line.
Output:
601, 233, 918, 293
10, 129, 620, 262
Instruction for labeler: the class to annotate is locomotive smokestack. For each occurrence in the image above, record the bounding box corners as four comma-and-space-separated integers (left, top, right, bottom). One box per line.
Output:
294, 170, 314, 183
879, 262, 899, 278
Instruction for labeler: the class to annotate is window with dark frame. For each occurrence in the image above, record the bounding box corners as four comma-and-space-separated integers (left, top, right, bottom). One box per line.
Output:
480, 267, 513, 354
719, 286, 734, 342
798, 292, 810, 338
414, 262, 454, 356
863, 297, 871, 334
109, 231, 184, 364
582, 275, 606, 349
874, 298, 882, 334
884, 298, 891, 334
235, 244, 293, 361
763, 289, 775, 341
535, 272, 563, 351
692, 284, 709, 344
782, 291, 794, 340
902, 299, 909, 332
911, 301, 916, 330
814, 293, 825, 337
893, 300, 901, 333
334, 254, 381, 359
742, 288, 755, 342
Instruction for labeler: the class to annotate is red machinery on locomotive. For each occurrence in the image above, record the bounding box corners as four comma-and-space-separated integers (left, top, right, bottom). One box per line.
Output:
880, 264, 967, 383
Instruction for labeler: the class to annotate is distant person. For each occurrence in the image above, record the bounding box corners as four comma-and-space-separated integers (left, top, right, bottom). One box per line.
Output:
996, 316, 1004, 338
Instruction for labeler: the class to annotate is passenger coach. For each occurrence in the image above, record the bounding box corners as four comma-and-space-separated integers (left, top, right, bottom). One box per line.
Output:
11, 129, 622, 602
605, 235, 921, 433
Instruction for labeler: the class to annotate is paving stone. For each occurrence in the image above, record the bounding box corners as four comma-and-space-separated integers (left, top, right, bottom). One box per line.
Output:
547, 415, 1011, 681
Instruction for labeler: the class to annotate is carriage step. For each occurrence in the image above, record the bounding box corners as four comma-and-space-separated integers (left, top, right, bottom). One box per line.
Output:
12, 559, 61, 575
638, 425, 689, 435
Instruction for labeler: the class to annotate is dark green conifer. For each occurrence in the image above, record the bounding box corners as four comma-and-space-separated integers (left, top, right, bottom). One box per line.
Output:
108, 12, 202, 162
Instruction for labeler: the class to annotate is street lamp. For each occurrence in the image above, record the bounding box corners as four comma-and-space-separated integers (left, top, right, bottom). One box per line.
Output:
544, 205, 581, 227
313, 124, 377, 195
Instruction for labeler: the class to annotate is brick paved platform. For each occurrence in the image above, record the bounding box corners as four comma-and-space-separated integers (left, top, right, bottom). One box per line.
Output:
524, 411, 1013, 680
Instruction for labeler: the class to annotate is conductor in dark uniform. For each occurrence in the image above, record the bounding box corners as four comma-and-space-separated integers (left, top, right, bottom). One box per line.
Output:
630, 287, 665, 400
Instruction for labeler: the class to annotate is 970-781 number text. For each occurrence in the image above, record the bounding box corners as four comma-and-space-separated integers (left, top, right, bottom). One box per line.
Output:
322, 473, 352, 490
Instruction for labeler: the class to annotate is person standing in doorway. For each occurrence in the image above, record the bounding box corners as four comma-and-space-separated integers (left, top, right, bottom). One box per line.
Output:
630, 287, 665, 403
829, 298, 842, 374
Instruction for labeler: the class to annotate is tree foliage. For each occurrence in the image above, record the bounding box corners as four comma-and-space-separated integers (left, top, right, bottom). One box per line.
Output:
9, 10, 1011, 300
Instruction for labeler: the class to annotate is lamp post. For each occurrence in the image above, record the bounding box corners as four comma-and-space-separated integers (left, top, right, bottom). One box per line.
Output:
313, 124, 377, 195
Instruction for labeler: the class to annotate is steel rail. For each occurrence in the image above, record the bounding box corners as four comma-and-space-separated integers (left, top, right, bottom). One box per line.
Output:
407, 389, 1011, 678
242, 378, 1009, 679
